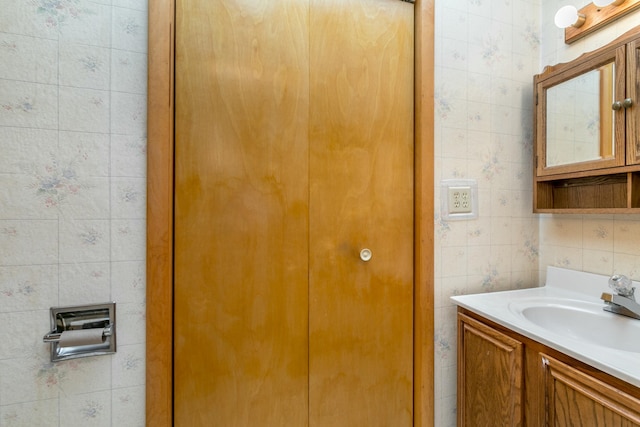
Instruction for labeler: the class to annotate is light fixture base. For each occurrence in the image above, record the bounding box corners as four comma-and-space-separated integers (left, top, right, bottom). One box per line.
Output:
564, 0, 640, 44
594, 0, 626, 6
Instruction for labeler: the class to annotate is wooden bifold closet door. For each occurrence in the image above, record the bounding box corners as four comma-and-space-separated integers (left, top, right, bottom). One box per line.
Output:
173, 0, 414, 425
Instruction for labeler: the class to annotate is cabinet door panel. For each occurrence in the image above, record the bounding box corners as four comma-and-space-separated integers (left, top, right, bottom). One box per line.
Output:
542, 354, 640, 426
627, 37, 640, 165
457, 314, 524, 427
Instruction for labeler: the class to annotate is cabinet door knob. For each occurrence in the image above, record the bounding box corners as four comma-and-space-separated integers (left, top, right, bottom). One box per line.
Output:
613, 99, 633, 110
359, 248, 372, 262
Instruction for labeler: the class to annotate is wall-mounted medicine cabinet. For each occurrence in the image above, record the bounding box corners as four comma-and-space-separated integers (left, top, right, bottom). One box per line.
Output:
534, 25, 640, 213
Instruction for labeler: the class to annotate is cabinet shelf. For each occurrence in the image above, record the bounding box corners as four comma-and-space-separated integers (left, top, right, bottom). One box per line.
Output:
534, 171, 640, 212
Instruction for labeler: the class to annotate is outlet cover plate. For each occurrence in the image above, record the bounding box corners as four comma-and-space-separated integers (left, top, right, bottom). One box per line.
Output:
441, 179, 478, 221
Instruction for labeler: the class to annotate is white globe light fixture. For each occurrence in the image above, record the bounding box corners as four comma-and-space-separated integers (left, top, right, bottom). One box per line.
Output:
554, 5, 586, 28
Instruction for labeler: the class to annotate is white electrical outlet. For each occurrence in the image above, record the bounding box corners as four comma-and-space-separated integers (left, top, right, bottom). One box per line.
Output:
448, 186, 472, 214
440, 179, 478, 220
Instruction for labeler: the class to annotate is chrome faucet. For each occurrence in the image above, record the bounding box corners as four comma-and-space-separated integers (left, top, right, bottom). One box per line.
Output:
601, 274, 640, 320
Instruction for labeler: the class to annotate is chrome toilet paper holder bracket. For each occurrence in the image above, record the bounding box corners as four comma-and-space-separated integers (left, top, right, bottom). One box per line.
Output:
43, 323, 114, 343
43, 302, 116, 362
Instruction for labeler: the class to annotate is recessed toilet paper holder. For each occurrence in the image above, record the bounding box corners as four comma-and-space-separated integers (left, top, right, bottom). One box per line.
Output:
43, 302, 116, 362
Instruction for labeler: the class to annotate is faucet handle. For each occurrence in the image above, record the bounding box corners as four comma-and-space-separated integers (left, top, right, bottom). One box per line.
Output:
609, 274, 635, 298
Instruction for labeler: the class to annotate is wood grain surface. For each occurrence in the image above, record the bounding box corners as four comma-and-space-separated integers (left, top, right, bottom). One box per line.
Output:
174, 0, 310, 425
308, 0, 415, 425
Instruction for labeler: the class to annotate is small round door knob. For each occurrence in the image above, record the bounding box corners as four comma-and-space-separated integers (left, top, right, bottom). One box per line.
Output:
360, 248, 372, 262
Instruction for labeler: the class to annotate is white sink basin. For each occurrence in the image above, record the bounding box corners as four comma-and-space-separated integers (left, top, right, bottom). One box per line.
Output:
510, 298, 640, 353
451, 267, 640, 387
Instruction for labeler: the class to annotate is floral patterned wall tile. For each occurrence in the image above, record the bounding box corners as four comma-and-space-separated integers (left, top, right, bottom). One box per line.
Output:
112, 344, 145, 389
0, 220, 59, 265
613, 252, 640, 278
110, 219, 145, 261
582, 249, 614, 275
110, 260, 145, 304
112, 7, 147, 53
58, 262, 111, 305
59, 87, 110, 133
110, 135, 146, 178
58, 2, 112, 47
0, 265, 58, 312
59, 43, 111, 90
0, 174, 58, 219
111, 177, 146, 219
55, 356, 113, 397
0, 355, 58, 405
113, 0, 146, 11
0, 1, 59, 39
112, 385, 145, 427
0, 310, 50, 360
58, 219, 111, 263
113, 302, 145, 347
0, 33, 58, 84
59, 389, 112, 427
59, 131, 110, 176
0, 0, 148, 423
0, 81, 58, 129
434, 0, 541, 424
110, 92, 146, 136
111, 50, 147, 94
0, 398, 59, 427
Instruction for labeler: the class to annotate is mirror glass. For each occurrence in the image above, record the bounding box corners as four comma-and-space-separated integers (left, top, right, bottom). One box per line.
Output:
545, 62, 615, 167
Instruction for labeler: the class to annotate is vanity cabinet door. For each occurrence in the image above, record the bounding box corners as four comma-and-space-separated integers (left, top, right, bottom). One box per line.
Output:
541, 354, 640, 426
626, 37, 640, 165
457, 313, 524, 427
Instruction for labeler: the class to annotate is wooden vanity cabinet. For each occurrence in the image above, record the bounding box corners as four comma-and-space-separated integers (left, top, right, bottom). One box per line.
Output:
534, 26, 640, 213
538, 354, 640, 426
457, 313, 524, 426
457, 309, 640, 427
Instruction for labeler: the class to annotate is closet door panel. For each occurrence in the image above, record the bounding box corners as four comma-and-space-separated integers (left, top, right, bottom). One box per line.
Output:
308, 0, 415, 425
174, 0, 415, 425
173, 0, 310, 425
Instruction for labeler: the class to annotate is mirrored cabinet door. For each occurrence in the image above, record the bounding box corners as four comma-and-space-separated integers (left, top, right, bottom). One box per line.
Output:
535, 47, 626, 177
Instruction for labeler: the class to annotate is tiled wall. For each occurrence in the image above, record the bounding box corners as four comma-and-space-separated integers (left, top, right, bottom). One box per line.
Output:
0, 0, 147, 425
433, 0, 541, 425
538, 1, 640, 284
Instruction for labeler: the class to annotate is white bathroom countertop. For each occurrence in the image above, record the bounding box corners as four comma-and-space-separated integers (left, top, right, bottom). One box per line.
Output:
451, 266, 640, 388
